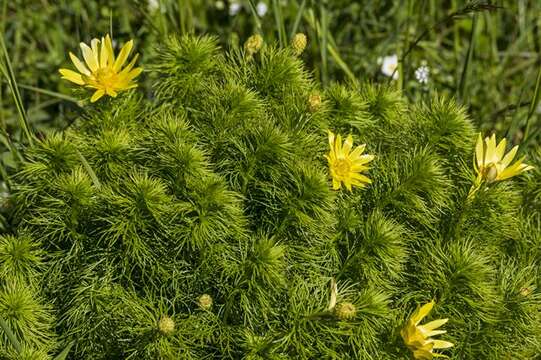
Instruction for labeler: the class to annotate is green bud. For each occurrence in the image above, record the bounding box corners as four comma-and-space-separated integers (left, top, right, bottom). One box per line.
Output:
158, 315, 175, 335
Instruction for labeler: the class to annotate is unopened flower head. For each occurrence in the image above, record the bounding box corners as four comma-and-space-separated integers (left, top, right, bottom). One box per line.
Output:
474, 133, 534, 184
158, 315, 175, 335
308, 92, 322, 112
256, 1, 268, 16
59, 34, 142, 102
198, 294, 213, 310
244, 34, 264, 56
325, 130, 374, 191
520, 286, 532, 297
334, 302, 357, 320
292, 33, 307, 56
401, 300, 453, 359
380, 54, 399, 80
415, 65, 430, 84
229, 1, 241, 16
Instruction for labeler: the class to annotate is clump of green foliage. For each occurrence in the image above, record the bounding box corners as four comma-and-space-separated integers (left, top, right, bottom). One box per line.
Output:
1, 35, 540, 359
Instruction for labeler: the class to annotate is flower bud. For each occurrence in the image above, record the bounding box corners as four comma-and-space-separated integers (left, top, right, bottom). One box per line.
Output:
291, 33, 307, 56
244, 34, 263, 57
157, 315, 175, 335
198, 293, 213, 310
334, 302, 357, 320
520, 287, 532, 296
308, 93, 322, 112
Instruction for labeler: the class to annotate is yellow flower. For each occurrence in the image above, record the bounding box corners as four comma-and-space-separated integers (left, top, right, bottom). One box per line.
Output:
325, 130, 374, 191
474, 133, 534, 183
59, 34, 142, 103
401, 301, 454, 359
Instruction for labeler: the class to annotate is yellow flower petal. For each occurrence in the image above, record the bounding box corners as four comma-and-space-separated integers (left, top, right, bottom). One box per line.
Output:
352, 154, 375, 165
342, 135, 353, 156
420, 318, 448, 331
412, 301, 434, 325
423, 329, 447, 337
495, 137, 506, 161
413, 348, 434, 360
500, 145, 518, 168
80, 42, 99, 72
497, 157, 532, 180
122, 67, 143, 83
485, 134, 497, 164
114, 40, 134, 72
335, 134, 343, 158
99, 36, 109, 68
431, 340, 454, 349
59, 68, 85, 85
69, 52, 91, 75
90, 89, 105, 102
475, 133, 484, 170
349, 144, 367, 159
106, 88, 118, 97
328, 130, 335, 147
118, 54, 140, 75
105, 34, 115, 63
350, 173, 371, 184
90, 38, 100, 58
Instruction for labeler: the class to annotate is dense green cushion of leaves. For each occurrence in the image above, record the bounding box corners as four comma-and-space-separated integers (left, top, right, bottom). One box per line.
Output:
1, 35, 540, 359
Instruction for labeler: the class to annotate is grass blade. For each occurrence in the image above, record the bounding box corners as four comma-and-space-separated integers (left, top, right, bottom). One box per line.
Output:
0, 80, 80, 104
327, 42, 356, 83
272, 0, 287, 48
523, 59, 541, 141
319, 3, 329, 85
0, 34, 34, 146
458, 13, 478, 101
247, 0, 263, 31
289, 0, 307, 38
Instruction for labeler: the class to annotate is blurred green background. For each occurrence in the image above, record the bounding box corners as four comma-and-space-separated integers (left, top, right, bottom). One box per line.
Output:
1, 0, 540, 172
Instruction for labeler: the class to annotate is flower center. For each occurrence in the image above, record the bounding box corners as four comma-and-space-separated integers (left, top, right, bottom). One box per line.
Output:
334, 158, 351, 177
483, 163, 498, 182
95, 67, 119, 89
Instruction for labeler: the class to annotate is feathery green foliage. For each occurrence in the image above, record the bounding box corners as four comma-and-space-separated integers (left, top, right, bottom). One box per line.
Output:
1, 34, 540, 359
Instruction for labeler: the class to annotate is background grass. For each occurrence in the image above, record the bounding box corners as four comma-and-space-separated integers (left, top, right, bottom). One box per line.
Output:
0, 0, 540, 180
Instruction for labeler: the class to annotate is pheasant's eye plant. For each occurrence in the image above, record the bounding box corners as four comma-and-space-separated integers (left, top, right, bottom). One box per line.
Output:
59, 34, 142, 102
1, 33, 540, 360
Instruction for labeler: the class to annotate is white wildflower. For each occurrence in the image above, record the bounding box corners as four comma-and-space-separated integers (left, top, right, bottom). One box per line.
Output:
256, 2, 268, 17
414, 64, 430, 84
380, 54, 399, 80
229, 2, 242, 16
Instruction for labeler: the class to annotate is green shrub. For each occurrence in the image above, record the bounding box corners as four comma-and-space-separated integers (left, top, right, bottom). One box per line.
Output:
1, 35, 540, 359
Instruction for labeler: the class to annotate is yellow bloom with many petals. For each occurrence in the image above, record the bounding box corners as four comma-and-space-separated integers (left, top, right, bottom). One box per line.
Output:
474, 133, 533, 184
401, 300, 454, 359
59, 34, 142, 102
325, 130, 374, 191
